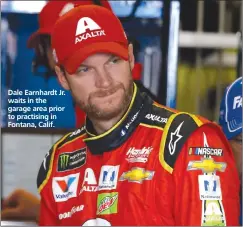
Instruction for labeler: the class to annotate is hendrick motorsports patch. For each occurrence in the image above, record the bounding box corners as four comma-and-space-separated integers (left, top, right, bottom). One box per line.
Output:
57, 148, 87, 172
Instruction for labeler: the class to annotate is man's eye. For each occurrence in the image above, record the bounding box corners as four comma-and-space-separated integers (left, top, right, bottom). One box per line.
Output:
110, 57, 120, 64
78, 67, 89, 73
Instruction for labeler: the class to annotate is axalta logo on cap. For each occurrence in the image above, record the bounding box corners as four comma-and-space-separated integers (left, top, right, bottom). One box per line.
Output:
75, 17, 106, 44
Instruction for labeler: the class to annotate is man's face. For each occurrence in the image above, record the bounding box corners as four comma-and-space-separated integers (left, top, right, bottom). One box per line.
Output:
56, 44, 135, 120
229, 133, 242, 178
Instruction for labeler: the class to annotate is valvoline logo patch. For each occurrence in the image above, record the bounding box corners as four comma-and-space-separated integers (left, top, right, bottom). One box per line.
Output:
52, 173, 79, 202
56, 177, 76, 192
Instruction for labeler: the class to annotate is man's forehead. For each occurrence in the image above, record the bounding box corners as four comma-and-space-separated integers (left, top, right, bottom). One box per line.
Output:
80, 53, 117, 65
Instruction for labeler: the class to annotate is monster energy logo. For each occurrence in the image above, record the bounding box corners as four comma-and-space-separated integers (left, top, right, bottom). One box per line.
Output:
57, 148, 87, 172
59, 154, 69, 169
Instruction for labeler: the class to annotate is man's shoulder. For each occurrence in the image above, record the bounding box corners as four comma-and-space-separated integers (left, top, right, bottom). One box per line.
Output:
37, 126, 87, 193
47, 125, 87, 159
56, 126, 87, 149
140, 102, 178, 129
139, 102, 216, 173
142, 100, 210, 127
159, 110, 218, 173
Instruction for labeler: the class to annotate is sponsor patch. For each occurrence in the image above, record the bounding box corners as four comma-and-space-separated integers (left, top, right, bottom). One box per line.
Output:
75, 17, 106, 44
198, 175, 222, 200
163, 113, 200, 170
57, 148, 87, 172
125, 110, 140, 130
59, 205, 84, 220
80, 168, 98, 194
187, 158, 227, 174
145, 114, 167, 123
168, 121, 184, 155
189, 147, 223, 157
202, 200, 226, 226
119, 167, 154, 183
125, 146, 153, 163
98, 165, 119, 191
70, 126, 85, 137
97, 192, 118, 215
52, 173, 79, 202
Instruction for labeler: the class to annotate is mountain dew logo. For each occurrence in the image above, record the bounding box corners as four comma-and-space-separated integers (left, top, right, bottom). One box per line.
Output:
59, 154, 69, 169
97, 192, 118, 215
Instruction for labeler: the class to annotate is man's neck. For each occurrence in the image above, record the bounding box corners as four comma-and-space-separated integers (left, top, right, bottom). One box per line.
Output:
90, 114, 123, 135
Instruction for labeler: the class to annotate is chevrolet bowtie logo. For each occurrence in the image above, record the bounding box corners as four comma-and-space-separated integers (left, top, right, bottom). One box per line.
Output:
187, 158, 227, 173
119, 167, 154, 183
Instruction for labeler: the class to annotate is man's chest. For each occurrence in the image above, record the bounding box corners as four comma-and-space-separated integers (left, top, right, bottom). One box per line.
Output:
51, 128, 167, 225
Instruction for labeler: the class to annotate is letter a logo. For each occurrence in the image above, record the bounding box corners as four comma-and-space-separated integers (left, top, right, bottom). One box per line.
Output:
76, 17, 101, 36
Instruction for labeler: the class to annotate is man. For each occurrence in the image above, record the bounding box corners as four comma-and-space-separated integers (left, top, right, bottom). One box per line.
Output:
1, 1, 152, 222
37, 5, 240, 226
219, 77, 242, 224
1, 0, 113, 222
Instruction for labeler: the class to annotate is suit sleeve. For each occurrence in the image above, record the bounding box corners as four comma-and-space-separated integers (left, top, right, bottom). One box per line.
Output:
160, 113, 240, 226
37, 148, 59, 226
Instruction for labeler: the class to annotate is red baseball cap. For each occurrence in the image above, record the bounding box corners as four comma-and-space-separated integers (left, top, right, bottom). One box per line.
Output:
27, 0, 112, 48
51, 5, 129, 74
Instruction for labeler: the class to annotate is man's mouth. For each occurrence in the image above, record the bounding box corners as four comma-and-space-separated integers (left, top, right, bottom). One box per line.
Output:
93, 85, 122, 98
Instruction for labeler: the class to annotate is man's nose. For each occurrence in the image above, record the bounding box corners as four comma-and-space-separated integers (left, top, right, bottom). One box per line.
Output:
95, 67, 112, 88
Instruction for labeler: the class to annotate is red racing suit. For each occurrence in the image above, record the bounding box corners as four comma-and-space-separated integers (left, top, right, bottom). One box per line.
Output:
37, 84, 240, 226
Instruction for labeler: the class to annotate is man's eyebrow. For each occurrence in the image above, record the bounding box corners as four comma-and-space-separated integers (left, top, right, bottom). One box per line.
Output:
77, 54, 118, 69
77, 63, 90, 68
105, 54, 119, 63
108, 54, 116, 59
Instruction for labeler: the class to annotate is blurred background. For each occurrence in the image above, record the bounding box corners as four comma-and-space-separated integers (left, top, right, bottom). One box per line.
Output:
1, 0, 242, 199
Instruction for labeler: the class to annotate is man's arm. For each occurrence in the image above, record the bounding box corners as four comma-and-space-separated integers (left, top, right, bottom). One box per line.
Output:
1, 189, 40, 223
160, 113, 240, 226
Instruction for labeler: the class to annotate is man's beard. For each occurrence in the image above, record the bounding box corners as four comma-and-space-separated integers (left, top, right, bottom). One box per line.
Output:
72, 78, 134, 121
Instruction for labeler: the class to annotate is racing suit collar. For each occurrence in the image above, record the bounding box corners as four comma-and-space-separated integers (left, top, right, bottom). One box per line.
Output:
84, 83, 152, 155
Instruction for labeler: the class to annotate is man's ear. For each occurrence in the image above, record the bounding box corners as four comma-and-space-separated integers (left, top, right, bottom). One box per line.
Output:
128, 43, 135, 70
55, 65, 70, 90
